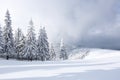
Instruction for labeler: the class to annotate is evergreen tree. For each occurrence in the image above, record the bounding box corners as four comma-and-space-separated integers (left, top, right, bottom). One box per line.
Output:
3, 10, 14, 60
23, 20, 37, 61
49, 43, 56, 61
0, 25, 4, 57
59, 39, 68, 60
37, 27, 50, 61
14, 28, 25, 60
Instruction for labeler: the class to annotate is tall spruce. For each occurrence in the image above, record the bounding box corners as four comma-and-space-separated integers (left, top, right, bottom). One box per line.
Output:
3, 10, 14, 60
23, 20, 37, 60
14, 28, 25, 59
59, 39, 68, 60
49, 43, 56, 61
0, 25, 4, 57
37, 27, 50, 61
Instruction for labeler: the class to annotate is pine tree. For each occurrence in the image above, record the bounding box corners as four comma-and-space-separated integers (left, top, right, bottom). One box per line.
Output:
0, 25, 4, 57
59, 39, 68, 60
14, 28, 25, 60
3, 10, 14, 60
23, 20, 37, 60
49, 43, 56, 61
37, 27, 50, 61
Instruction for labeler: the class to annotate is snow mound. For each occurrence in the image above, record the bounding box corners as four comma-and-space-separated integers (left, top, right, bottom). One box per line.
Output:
68, 48, 120, 60
85, 48, 120, 60
68, 48, 90, 60
0, 48, 120, 80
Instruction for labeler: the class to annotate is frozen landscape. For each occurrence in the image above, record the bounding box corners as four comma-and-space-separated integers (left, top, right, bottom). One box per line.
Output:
0, 48, 120, 80
0, 0, 120, 80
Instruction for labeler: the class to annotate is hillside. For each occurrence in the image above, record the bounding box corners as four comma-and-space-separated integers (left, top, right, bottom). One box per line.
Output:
0, 48, 120, 80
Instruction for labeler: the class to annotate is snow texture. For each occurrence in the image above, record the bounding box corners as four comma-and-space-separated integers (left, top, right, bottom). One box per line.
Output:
0, 48, 120, 80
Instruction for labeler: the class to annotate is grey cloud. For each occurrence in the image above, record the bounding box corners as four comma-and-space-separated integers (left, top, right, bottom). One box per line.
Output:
0, 0, 120, 49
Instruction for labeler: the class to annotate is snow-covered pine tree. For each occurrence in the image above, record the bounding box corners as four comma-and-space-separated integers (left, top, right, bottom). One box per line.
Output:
14, 28, 25, 60
37, 27, 50, 61
23, 20, 37, 61
49, 43, 56, 61
0, 25, 4, 57
3, 10, 14, 60
59, 39, 68, 60
36, 27, 42, 60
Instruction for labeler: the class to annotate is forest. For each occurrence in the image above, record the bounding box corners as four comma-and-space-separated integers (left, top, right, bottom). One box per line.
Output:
0, 10, 68, 61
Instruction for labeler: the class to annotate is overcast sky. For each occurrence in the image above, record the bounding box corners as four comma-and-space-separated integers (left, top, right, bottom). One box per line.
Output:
0, 0, 120, 49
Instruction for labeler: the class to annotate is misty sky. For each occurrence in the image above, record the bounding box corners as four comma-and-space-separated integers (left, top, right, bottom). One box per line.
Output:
0, 0, 120, 49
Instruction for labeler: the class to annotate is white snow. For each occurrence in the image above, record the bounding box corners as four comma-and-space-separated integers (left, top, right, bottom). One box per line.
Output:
0, 48, 120, 80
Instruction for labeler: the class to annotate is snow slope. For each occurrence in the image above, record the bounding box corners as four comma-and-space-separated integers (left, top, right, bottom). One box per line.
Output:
0, 48, 120, 80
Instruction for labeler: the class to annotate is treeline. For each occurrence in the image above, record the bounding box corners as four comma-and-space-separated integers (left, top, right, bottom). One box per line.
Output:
0, 10, 68, 61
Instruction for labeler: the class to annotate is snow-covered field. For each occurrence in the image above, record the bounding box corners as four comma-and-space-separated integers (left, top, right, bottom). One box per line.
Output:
0, 49, 120, 80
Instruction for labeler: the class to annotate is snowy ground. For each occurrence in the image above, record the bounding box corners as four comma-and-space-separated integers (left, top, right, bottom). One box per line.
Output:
0, 49, 120, 80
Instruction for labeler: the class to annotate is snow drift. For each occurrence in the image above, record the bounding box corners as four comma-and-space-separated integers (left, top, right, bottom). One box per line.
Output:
0, 48, 120, 80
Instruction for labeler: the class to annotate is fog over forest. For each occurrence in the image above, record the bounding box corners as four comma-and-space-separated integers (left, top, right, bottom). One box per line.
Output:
0, 0, 120, 49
